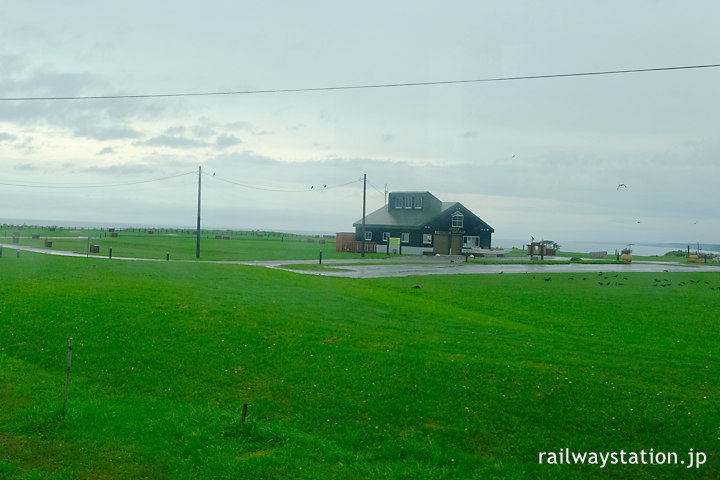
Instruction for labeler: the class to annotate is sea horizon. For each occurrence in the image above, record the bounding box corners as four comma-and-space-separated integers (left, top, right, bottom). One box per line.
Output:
2, 218, 717, 256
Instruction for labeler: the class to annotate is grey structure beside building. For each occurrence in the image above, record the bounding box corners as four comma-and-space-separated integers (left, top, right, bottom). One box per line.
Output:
353, 191, 494, 255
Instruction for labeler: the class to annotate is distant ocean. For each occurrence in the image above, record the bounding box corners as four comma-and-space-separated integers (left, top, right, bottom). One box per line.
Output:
2, 218, 716, 256
493, 238, 720, 257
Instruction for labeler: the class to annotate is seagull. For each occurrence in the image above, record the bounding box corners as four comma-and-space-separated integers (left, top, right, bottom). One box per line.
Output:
617, 183, 627, 190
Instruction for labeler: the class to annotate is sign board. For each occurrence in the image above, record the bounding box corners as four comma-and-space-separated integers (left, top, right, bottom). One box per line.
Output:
389, 237, 400, 254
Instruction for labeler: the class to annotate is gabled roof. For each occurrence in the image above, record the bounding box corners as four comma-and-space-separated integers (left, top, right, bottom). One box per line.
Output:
354, 205, 437, 228
354, 195, 493, 231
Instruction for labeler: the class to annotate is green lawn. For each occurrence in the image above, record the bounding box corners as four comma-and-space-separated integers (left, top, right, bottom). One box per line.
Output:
1, 251, 719, 478
1, 226, 393, 261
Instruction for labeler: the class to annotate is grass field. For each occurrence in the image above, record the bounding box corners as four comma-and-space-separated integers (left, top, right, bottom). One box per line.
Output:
1, 226, 394, 262
1, 239, 719, 478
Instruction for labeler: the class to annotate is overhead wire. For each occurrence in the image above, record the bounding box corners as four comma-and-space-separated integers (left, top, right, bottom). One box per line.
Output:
0, 171, 195, 189
205, 171, 363, 193
1, 64, 719, 102
365, 179, 387, 200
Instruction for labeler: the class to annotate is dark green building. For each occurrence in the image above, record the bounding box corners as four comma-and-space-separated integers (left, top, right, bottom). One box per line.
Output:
353, 191, 494, 255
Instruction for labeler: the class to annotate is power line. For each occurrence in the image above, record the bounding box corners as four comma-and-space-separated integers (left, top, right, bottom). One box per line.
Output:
206, 172, 363, 193
0, 171, 195, 189
2, 63, 719, 102
365, 179, 387, 199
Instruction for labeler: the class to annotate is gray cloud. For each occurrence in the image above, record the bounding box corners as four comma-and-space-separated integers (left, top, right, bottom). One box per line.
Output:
0, 132, 18, 141
82, 163, 157, 175
164, 126, 186, 136
135, 135, 209, 149
13, 163, 37, 171
215, 134, 242, 149
74, 125, 143, 140
97, 147, 115, 155
192, 124, 217, 138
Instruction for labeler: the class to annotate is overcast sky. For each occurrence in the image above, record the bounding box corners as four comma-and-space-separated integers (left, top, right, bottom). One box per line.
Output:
1, 1, 718, 245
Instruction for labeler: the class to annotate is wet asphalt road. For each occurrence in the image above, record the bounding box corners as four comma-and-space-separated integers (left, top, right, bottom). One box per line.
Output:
244, 258, 720, 278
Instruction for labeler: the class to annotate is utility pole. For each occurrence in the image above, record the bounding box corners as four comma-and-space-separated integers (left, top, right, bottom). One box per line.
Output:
384, 183, 388, 205
361, 174, 367, 257
196, 165, 201, 259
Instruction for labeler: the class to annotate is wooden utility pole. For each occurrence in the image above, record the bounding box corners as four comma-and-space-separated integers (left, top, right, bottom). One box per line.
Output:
361, 174, 367, 257
196, 165, 201, 259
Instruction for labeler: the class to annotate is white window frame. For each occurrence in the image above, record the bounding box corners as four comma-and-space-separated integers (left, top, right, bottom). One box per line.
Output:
463, 236, 479, 247
395, 196, 403, 208
404, 196, 412, 208
365, 231, 373, 241
423, 233, 432, 244
401, 232, 410, 243
413, 196, 423, 209
382, 232, 390, 242
452, 212, 464, 228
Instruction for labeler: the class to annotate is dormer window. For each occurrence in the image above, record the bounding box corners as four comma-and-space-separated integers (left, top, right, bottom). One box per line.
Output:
404, 196, 412, 208
395, 196, 403, 208
413, 196, 422, 209
452, 212, 464, 228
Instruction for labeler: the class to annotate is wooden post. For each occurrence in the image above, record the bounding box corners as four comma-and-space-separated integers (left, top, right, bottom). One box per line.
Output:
64, 338, 73, 415
242, 403, 248, 423
319, 250, 322, 264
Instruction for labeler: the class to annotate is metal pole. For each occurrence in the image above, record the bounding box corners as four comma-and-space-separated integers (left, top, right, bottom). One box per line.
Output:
64, 337, 73, 415
196, 165, 201, 259
361, 174, 367, 257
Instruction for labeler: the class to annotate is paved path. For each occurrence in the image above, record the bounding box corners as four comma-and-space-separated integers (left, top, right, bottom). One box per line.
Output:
259, 259, 720, 278
4, 243, 720, 278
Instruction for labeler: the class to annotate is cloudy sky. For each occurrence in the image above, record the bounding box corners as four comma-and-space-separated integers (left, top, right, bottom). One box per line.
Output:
1, 1, 718, 244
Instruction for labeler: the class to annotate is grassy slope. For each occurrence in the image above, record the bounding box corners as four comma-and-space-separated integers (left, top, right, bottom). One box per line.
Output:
1, 253, 719, 479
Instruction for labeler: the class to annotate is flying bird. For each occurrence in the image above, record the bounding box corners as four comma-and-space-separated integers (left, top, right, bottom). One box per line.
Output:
617, 183, 627, 190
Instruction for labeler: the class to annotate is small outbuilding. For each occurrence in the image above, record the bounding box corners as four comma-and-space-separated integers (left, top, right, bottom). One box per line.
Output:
353, 191, 494, 255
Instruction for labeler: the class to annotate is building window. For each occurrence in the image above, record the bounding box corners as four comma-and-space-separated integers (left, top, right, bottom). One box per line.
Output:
413, 196, 423, 209
451, 212, 464, 228
463, 236, 479, 247
423, 233, 432, 244
401, 232, 410, 243
404, 196, 412, 208
382, 232, 390, 242
395, 196, 403, 208
365, 231, 373, 241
